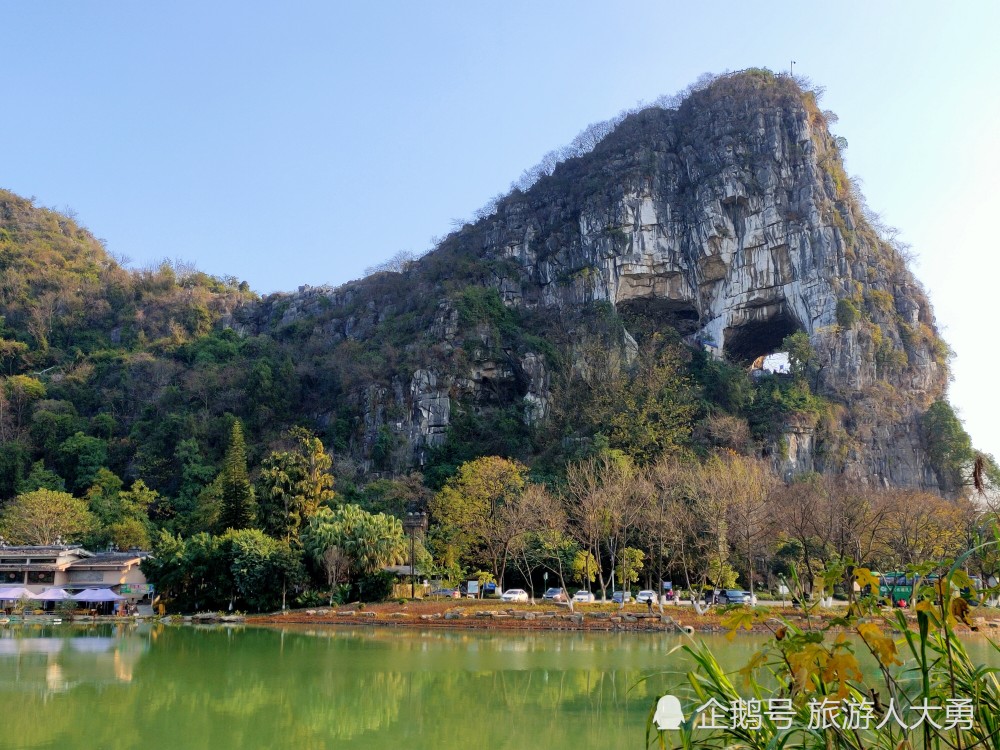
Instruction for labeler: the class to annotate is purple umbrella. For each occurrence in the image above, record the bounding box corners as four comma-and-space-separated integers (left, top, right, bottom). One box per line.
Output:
73, 588, 125, 602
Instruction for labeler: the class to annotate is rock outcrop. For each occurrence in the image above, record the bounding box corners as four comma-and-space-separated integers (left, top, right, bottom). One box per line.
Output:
243, 71, 949, 491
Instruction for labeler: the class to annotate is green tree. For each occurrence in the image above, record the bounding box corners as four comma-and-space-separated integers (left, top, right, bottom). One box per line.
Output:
142, 531, 228, 612
218, 421, 256, 530
57, 431, 108, 492
302, 504, 407, 596
782, 331, 816, 378
357, 474, 431, 518
18, 460, 66, 493
572, 550, 598, 586
295, 428, 336, 509
428, 456, 528, 584
0, 335, 28, 375
535, 528, 582, 604
221, 528, 304, 612
118, 480, 158, 522
0, 488, 95, 545
1, 375, 45, 438
615, 546, 645, 587
921, 400, 975, 491
597, 343, 697, 463
85, 472, 156, 549
168, 439, 216, 529
140, 530, 190, 604
85, 467, 125, 525
107, 517, 152, 550
836, 298, 860, 328
0, 441, 30, 500
257, 428, 334, 543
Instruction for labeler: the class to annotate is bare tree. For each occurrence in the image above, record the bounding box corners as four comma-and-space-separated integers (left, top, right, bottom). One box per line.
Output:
775, 474, 829, 597
564, 455, 646, 607
486, 477, 540, 594
25, 291, 59, 351
321, 547, 350, 606
884, 489, 970, 569
642, 457, 687, 612
564, 457, 612, 600
509, 485, 551, 601
722, 453, 779, 600
529, 484, 579, 612
687, 454, 738, 594
363, 250, 418, 277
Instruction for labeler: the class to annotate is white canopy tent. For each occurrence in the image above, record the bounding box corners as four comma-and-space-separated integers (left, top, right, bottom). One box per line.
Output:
72, 588, 125, 602
32, 588, 73, 601
0, 586, 36, 600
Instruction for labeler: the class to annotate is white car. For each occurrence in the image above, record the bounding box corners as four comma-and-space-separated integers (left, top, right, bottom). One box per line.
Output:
500, 589, 529, 602
572, 590, 595, 603
636, 590, 659, 605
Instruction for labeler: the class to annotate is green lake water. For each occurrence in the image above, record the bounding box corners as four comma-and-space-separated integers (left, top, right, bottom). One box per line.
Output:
2, 623, 998, 750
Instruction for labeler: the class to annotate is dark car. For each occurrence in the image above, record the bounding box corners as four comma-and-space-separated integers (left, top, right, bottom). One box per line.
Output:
542, 587, 568, 602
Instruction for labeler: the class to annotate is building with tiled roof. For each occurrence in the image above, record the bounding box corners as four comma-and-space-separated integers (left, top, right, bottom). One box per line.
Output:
0, 542, 151, 602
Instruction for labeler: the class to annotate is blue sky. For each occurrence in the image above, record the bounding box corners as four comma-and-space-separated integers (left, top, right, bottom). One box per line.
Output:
4, 2, 998, 459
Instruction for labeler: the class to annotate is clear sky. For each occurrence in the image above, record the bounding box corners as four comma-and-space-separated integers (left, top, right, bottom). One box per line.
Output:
3, 2, 998, 459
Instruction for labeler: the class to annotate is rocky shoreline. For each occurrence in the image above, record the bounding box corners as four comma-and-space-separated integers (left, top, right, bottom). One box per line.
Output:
244, 600, 998, 635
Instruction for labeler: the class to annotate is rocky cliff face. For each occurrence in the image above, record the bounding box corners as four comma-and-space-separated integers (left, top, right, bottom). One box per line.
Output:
242, 71, 949, 491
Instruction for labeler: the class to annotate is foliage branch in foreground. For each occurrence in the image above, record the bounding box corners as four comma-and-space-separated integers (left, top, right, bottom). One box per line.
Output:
647, 544, 1000, 750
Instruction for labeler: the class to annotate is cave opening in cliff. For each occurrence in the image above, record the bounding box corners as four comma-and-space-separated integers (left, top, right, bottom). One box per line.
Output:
723, 314, 800, 366
617, 298, 701, 340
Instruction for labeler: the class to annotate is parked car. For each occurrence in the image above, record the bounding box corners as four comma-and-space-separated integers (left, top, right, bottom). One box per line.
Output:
612, 590, 632, 604
718, 590, 749, 605
742, 591, 758, 606
500, 589, 529, 602
636, 590, 659, 605
572, 590, 595, 603
542, 587, 568, 602
429, 588, 460, 599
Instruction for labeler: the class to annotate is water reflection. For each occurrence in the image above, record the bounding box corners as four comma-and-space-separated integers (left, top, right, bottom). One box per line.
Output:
0, 624, 148, 696
14, 624, 975, 750
0, 624, 690, 749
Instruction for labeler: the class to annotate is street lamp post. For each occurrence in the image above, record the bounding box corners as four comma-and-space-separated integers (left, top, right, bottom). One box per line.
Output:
403, 512, 428, 599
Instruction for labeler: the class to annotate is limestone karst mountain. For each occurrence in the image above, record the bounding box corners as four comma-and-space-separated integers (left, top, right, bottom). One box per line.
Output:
243, 70, 950, 490
0, 69, 965, 501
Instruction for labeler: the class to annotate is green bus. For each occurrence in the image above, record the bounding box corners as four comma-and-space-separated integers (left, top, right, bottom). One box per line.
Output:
877, 572, 917, 604
876, 571, 981, 606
